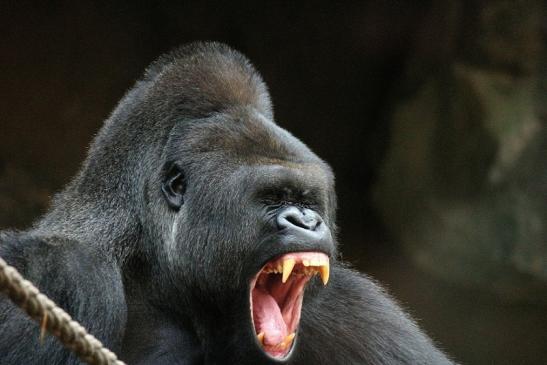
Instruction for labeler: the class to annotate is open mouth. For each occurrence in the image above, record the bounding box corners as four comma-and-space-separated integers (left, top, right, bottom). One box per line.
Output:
250, 252, 330, 359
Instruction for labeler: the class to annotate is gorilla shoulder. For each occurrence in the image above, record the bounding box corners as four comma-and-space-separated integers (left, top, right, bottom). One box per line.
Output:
0, 231, 125, 364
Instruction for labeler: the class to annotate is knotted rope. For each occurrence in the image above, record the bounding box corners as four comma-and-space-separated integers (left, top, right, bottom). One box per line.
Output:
0, 257, 126, 365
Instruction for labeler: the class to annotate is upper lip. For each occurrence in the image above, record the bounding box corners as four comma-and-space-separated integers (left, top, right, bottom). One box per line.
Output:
265, 252, 330, 285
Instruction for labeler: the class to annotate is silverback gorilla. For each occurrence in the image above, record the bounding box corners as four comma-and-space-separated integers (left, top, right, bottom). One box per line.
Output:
0, 42, 454, 364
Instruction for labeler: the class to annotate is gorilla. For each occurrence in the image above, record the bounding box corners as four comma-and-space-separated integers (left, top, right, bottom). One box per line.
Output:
0, 42, 454, 365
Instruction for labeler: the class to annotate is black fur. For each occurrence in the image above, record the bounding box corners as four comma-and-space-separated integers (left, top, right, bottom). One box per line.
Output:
0, 42, 454, 364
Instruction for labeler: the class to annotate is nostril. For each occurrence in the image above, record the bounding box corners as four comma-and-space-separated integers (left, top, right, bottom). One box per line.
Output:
311, 220, 322, 231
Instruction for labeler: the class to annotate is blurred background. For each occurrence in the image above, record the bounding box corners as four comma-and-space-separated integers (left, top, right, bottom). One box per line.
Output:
1, 1, 546, 363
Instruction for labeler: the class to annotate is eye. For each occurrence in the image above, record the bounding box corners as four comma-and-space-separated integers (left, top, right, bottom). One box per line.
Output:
162, 163, 187, 211
259, 188, 320, 212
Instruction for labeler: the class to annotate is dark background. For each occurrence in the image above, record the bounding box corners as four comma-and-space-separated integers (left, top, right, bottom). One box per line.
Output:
1, 2, 546, 364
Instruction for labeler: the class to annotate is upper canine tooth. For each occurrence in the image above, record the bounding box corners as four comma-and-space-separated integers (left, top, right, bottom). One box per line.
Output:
319, 263, 330, 285
282, 258, 296, 283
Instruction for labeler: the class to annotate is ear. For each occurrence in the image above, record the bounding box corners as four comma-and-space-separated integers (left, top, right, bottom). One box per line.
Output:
162, 163, 186, 211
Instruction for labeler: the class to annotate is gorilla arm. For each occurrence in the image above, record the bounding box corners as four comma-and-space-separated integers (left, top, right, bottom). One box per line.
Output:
295, 265, 454, 365
0, 231, 126, 365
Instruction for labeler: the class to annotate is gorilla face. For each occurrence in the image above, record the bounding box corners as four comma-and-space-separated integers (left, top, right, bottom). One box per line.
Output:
158, 109, 336, 361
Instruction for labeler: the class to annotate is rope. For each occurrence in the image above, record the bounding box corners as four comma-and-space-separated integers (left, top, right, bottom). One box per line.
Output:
0, 257, 126, 365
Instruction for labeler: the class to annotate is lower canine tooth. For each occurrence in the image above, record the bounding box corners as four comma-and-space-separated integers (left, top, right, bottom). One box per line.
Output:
257, 332, 265, 345
285, 332, 296, 344
278, 332, 296, 350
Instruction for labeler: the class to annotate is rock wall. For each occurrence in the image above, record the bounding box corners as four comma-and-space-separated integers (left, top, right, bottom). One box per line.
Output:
374, 0, 547, 301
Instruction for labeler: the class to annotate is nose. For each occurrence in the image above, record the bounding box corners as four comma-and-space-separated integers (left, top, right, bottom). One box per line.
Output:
275, 206, 332, 253
276, 206, 327, 238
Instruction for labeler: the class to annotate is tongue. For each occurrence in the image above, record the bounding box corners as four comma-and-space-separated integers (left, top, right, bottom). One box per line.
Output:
252, 288, 287, 346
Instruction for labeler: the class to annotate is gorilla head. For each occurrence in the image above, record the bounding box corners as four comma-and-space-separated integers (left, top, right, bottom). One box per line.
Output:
149, 44, 337, 361
40, 42, 337, 362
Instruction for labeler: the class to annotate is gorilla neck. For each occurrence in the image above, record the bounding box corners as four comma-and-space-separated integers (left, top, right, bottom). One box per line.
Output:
34, 103, 158, 260
35, 174, 142, 264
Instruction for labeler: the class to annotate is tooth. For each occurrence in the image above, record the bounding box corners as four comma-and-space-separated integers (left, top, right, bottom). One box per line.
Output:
257, 332, 265, 345
285, 332, 296, 344
302, 259, 310, 267
282, 258, 296, 283
319, 263, 330, 285
277, 264, 283, 273
277, 332, 296, 350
